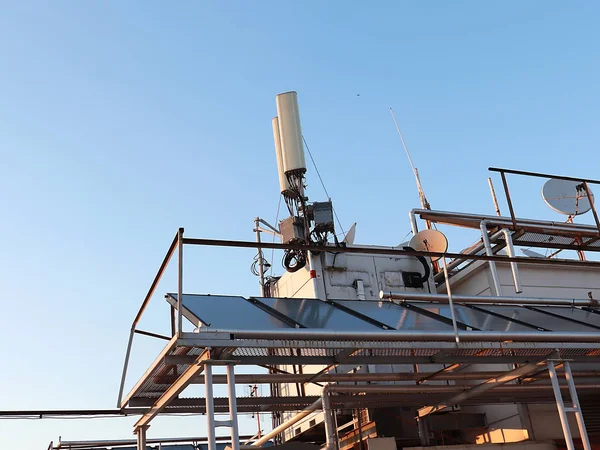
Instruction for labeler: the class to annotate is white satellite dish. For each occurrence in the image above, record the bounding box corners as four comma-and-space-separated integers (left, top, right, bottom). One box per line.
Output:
542, 178, 594, 216
409, 229, 448, 262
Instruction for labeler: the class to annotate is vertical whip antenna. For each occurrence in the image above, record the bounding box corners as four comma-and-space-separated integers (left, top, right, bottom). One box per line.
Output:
389, 108, 431, 211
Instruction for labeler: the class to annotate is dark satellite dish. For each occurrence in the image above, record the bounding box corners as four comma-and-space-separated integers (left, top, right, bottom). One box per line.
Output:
542, 179, 594, 216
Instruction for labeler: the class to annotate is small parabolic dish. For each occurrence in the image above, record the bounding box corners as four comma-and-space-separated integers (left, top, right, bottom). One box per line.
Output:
409, 229, 448, 262
542, 178, 594, 216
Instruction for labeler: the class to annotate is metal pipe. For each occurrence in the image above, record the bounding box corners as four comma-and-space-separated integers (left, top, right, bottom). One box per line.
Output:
177, 227, 184, 336
322, 386, 336, 450
548, 361, 575, 450
481, 221, 502, 296
411, 209, 600, 236
227, 365, 240, 450
136, 426, 148, 450
181, 236, 600, 268
583, 181, 600, 235
379, 290, 596, 306
489, 167, 600, 185
185, 370, 600, 385
194, 328, 600, 343
500, 228, 523, 293
251, 399, 322, 446
488, 177, 501, 216
564, 362, 592, 450
409, 209, 419, 235
117, 328, 135, 408
254, 218, 266, 297
441, 257, 460, 343
500, 171, 518, 230
205, 363, 217, 450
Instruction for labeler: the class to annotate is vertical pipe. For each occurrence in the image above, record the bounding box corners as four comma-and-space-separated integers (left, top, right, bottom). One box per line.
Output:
136, 426, 147, 450
409, 210, 419, 235
548, 361, 575, 450
441, 257, 460, 344
177, 227, 184, 336
564, 362, 592, 450
480, 221, 503, 296
205, 363, 217, 450
488, 177, 502, 216
117, 328, 135, 408
322, 387, 337, 450
500, 229, 522, 293
227, 365, 241, 450
583, 182, 600, 235
500, 171, 518, 230
254, 218, 266, 296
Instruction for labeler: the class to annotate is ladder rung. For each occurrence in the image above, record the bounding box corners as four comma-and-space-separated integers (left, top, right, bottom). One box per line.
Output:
564, 407, 578, 413
215, 419, 233, 428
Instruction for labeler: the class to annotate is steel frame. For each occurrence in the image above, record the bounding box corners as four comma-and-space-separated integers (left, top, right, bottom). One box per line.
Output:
117, 199, 600, 448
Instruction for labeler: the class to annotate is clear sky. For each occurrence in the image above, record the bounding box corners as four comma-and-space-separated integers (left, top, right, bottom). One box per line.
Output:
1, 2, 599, 448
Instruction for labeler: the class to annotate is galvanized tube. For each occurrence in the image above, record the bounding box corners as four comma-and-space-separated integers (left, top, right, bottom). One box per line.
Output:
196, 329, 600, 343
548, 361, 575, 450
177, 227, 184, 336
481, 221, 502, 296
564, 362, 592, 450
409, 209, 419, 235
322, 386, 336, 450
254, 218, 266, 297
379, 290, 595, 306
205, 364, 217, 450
116, 328, 135, 408
500, 228, 523, 293
488, 177, 502, 216
441, 257, 460, 343
227, 365, 240, 450
251, 399, 322, 447
412, 208, 600, 237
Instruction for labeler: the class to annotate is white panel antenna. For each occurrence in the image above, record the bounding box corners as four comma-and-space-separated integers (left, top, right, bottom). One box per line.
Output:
275, 92, 307, 175
272, 117, 292, 195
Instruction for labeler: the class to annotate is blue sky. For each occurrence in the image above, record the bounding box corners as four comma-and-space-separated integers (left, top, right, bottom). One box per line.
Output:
1, 2, 599, 448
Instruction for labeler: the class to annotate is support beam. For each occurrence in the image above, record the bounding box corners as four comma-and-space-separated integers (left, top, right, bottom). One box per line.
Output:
135, 425, 149, 450
134, 350, 210, 431
418, 359, 550, 417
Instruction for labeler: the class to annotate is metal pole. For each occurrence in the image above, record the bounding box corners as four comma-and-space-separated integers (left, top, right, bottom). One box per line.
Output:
564, 362, 592, 450
500, 171, 518, 230
117, 328, 135, 407
548, 361, 575, 450
480, 221, 503, 296
177, 227, 184, 336
488, 177, 502, 216
500, 229, 522, 293
322, 387, 337, 450
205, 363, 217, 450
583, 182, 600, 235
181, 236, 600, 268
136, 426, 148, 450
254, 218, 266, 297
441, 257, 460, 344
227, 365, 240, 450
251, 399, 323, 446
379, 290, 597, 306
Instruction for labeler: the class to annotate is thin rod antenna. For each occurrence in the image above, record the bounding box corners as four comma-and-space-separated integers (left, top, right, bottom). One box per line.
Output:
389, 108, 431, 211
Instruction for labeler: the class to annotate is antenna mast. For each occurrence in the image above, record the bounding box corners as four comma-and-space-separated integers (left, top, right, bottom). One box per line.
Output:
390, 108, 431, 211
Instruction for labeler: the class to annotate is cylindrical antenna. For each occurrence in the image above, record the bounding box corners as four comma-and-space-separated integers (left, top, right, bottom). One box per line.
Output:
488, 177, 501, 216
389, 108, 431, 211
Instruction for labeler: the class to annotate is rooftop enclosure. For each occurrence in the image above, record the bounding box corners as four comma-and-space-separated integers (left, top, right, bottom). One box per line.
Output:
117, 166, 600, 450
